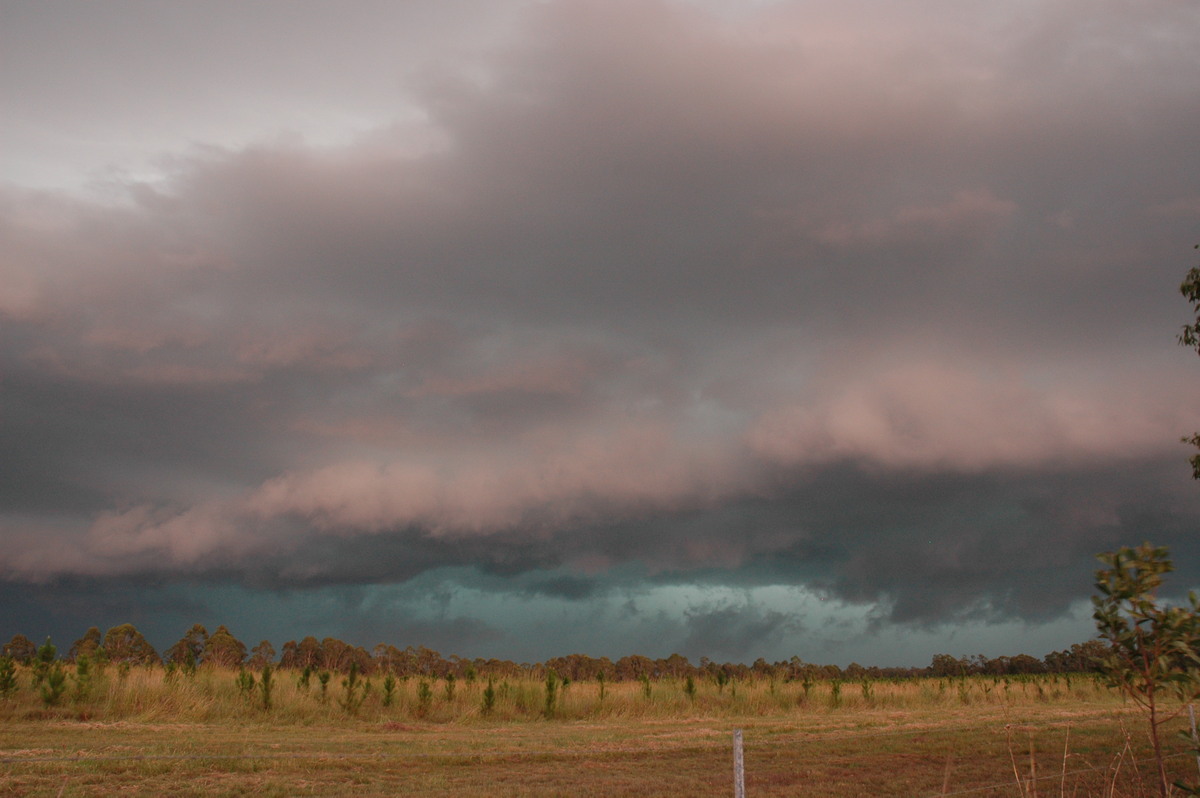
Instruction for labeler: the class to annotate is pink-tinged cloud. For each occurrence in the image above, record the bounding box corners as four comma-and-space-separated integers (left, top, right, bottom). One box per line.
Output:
811, 190, 1017, 249
85, 504, 246, 566
245, 422, 745, 537
0, 421, 754, 579
234, 338, 374, 371
407, 354, 599, 400
748, 359, 1199, 472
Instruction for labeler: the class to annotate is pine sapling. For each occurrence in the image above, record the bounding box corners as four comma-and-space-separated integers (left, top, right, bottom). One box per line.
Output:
32, 637, 56, 687
0, 657, 17, 699
382, 673, 397, 707
236, 667, 256, 700
481, 677, 496, 715
72, 654, 93, 703
416, 680, 432, 717
258, 665, 274, 711
543, 669, 559, 718
339, 663, 364, 714
716, 670, 729, 694
861, 678, 874, 705
317, 670, 331, 702
40, 664, 67, 706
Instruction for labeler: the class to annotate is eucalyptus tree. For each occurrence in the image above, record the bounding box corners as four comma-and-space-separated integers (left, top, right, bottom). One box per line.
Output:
1092, 543, 1200, 797
102, 624, 158, 665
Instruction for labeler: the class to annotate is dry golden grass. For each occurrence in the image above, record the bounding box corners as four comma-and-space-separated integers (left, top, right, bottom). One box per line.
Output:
1, 666, 1198, 796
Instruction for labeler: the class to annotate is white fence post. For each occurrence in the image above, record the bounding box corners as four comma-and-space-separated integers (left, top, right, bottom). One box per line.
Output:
733, 728, 745, 798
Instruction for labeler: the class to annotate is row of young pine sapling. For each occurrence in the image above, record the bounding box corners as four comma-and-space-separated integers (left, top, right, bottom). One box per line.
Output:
0, 638, 1103, 723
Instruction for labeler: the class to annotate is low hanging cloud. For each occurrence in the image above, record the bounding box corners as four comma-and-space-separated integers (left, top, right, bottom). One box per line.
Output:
748, 356, 1199, 472
2, 0, 1200, 658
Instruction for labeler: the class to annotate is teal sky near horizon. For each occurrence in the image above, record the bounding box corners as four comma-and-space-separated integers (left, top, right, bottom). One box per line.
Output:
2, 0, 1199, 667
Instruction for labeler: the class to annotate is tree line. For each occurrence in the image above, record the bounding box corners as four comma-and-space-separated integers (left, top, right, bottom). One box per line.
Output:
0, 621, 1108, 682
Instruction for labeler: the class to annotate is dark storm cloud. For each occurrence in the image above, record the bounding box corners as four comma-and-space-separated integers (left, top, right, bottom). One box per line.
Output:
2, 0, 1200, 661
680, 602, 803, 662
747, 458, 1200, 624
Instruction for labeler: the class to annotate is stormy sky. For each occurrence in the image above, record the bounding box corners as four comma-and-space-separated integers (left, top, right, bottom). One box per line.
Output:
2, 0, 1199, 667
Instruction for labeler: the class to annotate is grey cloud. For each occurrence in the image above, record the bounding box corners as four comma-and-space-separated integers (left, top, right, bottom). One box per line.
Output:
751, 458, 1200, 625
2, 0, 1200, 665
681, 602, 803, 662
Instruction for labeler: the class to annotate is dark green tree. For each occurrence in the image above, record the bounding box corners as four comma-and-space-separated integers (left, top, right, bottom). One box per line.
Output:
1180, 247, 1200, 478
1092, 543, 1200, 797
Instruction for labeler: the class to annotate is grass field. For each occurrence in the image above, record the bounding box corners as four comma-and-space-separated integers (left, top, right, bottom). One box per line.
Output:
2, 666, 1199, 796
